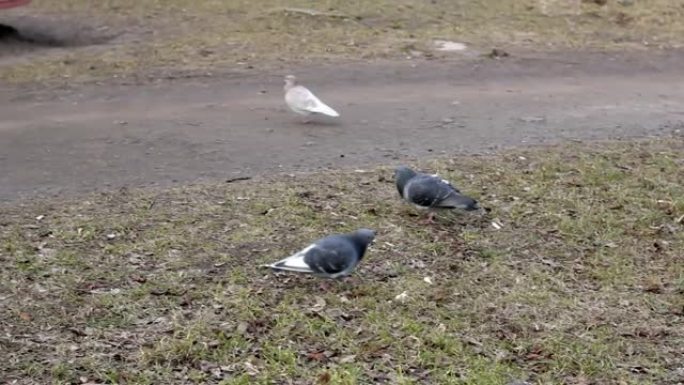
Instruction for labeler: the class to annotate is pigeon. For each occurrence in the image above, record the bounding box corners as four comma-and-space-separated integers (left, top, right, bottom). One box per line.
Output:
263, 229, 375, 278
283, 75, 339, 123
394, 166, 480, 223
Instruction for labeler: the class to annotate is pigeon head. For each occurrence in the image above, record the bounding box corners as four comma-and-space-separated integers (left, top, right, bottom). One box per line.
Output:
349, 228, 375, 258
284, 75, 297, 90
394, 166, 417, 197
352, 228, 375, 244
459, 196, 481, 211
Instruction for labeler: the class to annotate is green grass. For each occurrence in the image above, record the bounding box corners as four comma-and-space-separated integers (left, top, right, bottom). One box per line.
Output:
1, 138, 683, 384
2, 0, 684, 83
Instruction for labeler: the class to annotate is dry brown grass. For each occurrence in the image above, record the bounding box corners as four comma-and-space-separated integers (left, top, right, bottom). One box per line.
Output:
2, 138, 683, 384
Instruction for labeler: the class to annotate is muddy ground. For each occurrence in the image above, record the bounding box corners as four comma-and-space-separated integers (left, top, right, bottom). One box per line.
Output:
1, 49, 684, 202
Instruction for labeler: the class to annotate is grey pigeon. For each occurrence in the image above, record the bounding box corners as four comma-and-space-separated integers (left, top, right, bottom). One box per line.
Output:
283, 75, 339, 122
395, 166, 480, 222
263, 228, 375, 278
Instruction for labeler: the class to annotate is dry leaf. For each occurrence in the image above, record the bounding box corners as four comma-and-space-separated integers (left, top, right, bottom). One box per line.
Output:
18, 312, 32, 322
567, 376, 591, 385
310, 296, 326, 312
339, 354, 356, 364
243, 361, 259, 376
307, 351, 327, 362
318, 372, 331, 384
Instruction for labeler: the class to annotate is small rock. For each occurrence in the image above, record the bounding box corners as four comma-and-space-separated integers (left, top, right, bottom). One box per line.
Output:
519, 116, 546, 123
394, 291, 409, 302
487, 48, 509, 59
433, 40, 467, 52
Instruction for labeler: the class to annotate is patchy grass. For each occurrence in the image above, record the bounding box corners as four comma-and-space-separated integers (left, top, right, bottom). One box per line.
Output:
1, 138, 683, 384
2, 0, 684, 82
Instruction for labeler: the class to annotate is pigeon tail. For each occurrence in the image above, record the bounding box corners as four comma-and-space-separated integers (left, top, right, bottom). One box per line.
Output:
438, 193, 480, 211
310, 101, 339, 117
265, 244, 315, 273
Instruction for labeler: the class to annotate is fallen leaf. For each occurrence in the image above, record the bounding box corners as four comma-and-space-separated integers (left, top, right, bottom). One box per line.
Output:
310, 296, 326, 312
130, 274, 147, 283
307, 351, 327, 362
243, 361, 259, 376
318, 372, 331, 384
18, 312, 32, 321
339, 354, 356, 364
643, 278, 663, 294
565, 375, 591, 385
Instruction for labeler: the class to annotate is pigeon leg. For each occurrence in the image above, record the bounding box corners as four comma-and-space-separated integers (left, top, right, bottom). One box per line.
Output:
301, 115, 312, 124
419, 212, 437, 225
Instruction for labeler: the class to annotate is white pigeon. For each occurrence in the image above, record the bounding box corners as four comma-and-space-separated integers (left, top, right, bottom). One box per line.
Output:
283, 75, 339, 123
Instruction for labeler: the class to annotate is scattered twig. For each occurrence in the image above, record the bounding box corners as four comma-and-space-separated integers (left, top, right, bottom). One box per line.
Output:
226, 176, 252, 183
269, 7, 349, 19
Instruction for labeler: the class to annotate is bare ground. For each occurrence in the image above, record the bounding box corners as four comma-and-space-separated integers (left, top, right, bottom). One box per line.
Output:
1, 49, 684, 202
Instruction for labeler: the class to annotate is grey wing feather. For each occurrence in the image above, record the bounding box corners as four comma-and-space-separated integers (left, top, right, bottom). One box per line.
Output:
304, 248, 352, 275
405, 175, 477, 209
432, 174, 461, 193
304, 236, 359, 276
404, 176, 453, 207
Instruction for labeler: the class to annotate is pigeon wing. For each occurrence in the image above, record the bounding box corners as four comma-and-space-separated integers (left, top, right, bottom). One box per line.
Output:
286, 86, 339, 117
434, 190, 479, 210
431, 173, 461, 193
304, 248, 352, 275
404, 176, 449, 207
286, 87, 318, 112
304, 237, 358, 276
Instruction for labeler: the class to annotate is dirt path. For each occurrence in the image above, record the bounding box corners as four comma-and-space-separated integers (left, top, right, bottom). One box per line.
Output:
1, 50, 683, 202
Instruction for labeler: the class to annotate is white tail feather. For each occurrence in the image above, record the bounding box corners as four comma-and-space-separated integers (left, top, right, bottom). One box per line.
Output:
311, 101, 339, 117
263, 244, 315, 273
